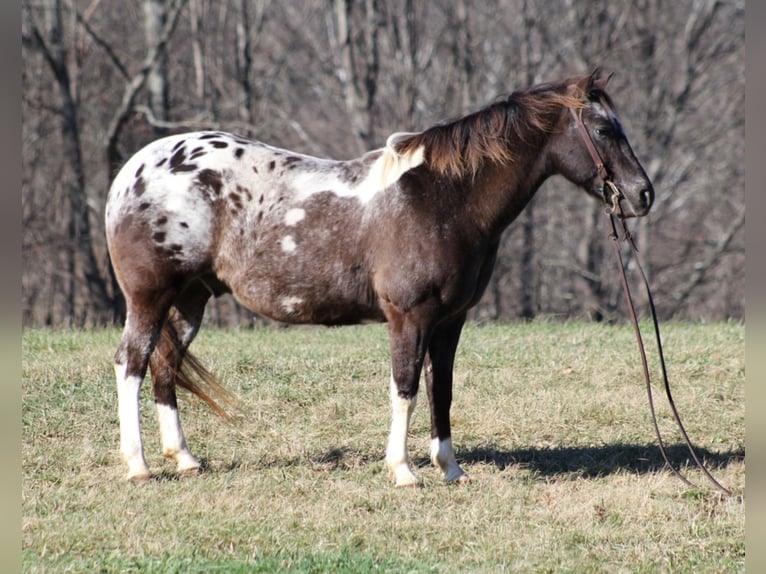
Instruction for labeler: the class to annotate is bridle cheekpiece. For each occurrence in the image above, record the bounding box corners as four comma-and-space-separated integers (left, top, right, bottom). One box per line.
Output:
569, 105, 623, 215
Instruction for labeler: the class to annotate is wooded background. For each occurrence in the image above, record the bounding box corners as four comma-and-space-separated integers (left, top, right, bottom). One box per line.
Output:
21, 0, 745, 328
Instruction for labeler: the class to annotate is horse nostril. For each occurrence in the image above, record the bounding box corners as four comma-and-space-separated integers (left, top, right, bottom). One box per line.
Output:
640, 188, 653, 207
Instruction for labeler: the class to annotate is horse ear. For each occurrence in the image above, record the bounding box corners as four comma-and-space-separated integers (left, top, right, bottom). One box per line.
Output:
591, 69, 614, 92
568, 72, 596, 100
568, 69, 613, 99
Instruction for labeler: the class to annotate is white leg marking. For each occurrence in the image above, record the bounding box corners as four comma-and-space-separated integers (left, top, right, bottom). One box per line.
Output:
430, 437, 470, 484
385, 376, 419, 487
115, 363, 151, 480
156, 403, 201, 474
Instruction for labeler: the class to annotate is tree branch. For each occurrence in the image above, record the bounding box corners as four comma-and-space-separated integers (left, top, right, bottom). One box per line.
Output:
72, 4, 129, 80
105, 0, 188, 174
665, 208, 745, 316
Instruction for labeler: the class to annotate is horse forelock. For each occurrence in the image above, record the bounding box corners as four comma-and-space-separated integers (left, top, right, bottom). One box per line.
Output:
391, 80, 592, 179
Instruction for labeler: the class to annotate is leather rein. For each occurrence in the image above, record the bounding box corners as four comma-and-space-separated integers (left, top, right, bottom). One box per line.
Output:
569, 105, 732, 496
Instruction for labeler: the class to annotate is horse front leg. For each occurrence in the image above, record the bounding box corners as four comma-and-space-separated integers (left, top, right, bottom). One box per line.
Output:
426, 313, 470, 484
384, 309, 432, 487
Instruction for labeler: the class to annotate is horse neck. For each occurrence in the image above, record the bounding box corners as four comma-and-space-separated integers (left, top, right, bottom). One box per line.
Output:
465, 134, 554, 238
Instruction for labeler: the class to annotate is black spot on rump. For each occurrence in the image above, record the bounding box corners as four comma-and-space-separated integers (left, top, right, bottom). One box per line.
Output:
236, 185, 252, 201
196, 168, 223, 198
210, 141, 229, 149
171, 139, 186, 152
172, 163, 198, 173
133, 176, 146, 197
234, 147, 244, 159
168, 145, 199, 173
135, 164, 145, 178
170, 163, 197, 173
229, 192, 243, 211
153, 231, 166, 243
283, 155, 301, 169
189, 146, 207, 160
179, 221, 189, 228
155, 215, 168, 226
268, 160, 276, 171
170, 146, 187, 168
138, 202, 151, 211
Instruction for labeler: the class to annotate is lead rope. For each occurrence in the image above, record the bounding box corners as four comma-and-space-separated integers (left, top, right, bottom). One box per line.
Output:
604, 199, 732, 496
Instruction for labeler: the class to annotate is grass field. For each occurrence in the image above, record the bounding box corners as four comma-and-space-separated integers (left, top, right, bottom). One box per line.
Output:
22, 321, 744, 572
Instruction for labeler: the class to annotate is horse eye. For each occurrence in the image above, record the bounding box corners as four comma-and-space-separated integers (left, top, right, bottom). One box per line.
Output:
595, 127, 610, 138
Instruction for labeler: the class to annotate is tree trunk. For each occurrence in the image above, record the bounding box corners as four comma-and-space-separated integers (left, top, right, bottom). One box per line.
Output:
143, 0, 169, 134
332, 0, 381, 151
42, 0, 112, 325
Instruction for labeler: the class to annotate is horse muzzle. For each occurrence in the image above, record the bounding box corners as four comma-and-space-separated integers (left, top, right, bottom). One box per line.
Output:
602, 180, 654, 218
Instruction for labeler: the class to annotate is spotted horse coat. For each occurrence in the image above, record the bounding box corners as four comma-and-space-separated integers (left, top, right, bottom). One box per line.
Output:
105, 72, 654, 485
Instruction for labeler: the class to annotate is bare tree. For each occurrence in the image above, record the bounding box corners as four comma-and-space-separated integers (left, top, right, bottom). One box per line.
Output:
24, 0, 112, 326
21, 0, 745, 327
331, 0, 383, 152
143, 0, 170, 134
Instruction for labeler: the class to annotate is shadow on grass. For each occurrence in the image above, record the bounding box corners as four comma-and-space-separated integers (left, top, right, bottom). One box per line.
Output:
205, 443, 743, 483
453, 442, 745, 478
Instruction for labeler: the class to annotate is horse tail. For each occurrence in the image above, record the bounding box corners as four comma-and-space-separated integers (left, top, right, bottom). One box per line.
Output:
155, 325, 241, 420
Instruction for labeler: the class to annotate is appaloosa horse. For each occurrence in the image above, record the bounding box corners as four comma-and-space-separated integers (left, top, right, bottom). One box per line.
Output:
106, 70, 653, 485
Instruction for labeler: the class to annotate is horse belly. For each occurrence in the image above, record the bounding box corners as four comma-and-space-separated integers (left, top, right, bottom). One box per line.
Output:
222, 259, 384, 325
214, 212, 383, 326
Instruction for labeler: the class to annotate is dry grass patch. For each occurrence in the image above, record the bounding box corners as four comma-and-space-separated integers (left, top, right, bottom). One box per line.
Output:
23, 322, 744, 572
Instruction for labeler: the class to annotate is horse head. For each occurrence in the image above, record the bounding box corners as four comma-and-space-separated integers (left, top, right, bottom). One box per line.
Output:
551, 70, 654, 218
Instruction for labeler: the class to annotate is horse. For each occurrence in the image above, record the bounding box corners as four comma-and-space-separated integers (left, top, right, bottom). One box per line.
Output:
105, 70, 653, 485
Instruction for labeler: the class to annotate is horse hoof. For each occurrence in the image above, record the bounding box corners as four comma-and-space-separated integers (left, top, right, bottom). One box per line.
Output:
166, 449, 201, 475
177, 464, 201, 476
395, 479, 422, 489
447, 473, 471, 485
126, 469, 152, 482
391, 466, 420, 488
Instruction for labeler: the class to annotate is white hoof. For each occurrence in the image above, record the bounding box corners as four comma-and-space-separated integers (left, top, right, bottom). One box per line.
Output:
125, 461, 152, 482
167, 449, 201, 474
389, 461, 420, 487
431, 437, 469, 484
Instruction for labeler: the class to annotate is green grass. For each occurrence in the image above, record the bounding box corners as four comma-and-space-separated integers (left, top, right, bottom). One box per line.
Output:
22, 321, 745, 572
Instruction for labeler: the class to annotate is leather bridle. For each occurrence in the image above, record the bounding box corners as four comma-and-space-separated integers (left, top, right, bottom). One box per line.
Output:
570, 103, 734, 496
570, 106, 624, 215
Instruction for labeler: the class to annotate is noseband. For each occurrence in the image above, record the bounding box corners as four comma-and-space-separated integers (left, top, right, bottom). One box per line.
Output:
569, 104, 734, 497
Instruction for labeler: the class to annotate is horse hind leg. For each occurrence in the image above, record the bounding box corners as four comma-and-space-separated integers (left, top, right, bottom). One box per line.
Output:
114, 294, 175, 481
149, 282, 212, 475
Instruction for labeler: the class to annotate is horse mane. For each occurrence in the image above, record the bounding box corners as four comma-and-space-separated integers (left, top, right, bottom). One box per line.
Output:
391, 76, 596, 179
